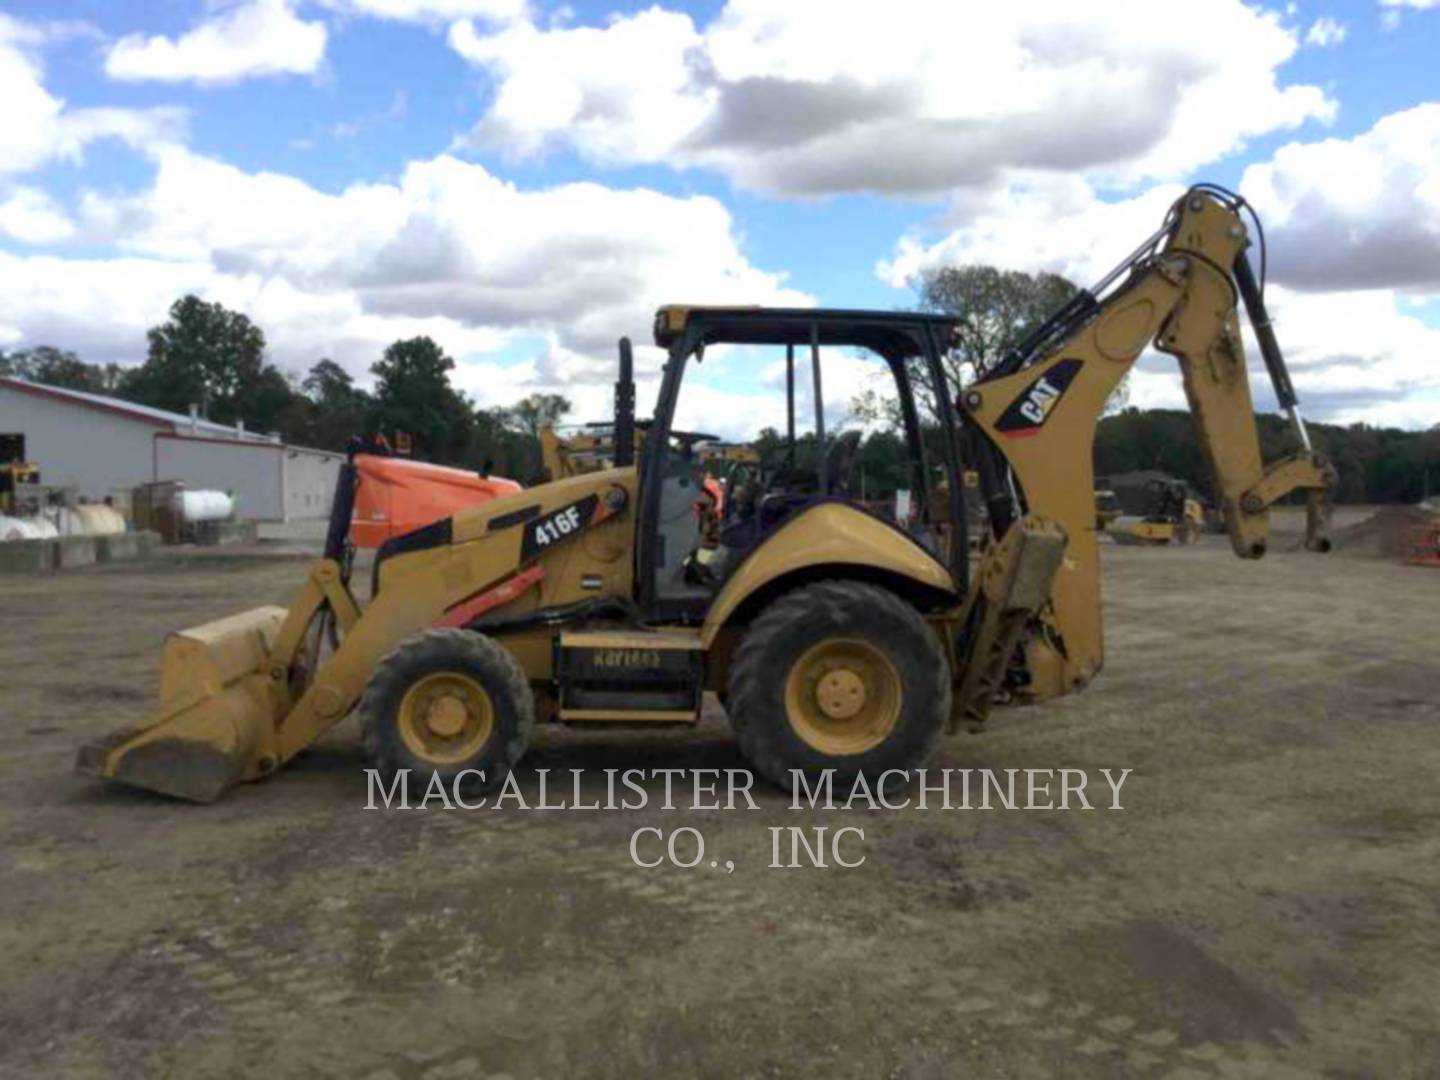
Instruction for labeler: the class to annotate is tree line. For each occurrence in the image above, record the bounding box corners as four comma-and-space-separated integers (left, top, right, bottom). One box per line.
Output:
1096, 408, 1440, 506
2, 286, 1435, 503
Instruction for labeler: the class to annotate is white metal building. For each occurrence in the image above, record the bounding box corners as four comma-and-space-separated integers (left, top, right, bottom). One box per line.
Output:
0, 377, 344, 521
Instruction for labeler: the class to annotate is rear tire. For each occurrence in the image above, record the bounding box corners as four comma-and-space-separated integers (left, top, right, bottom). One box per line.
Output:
727, 580, 950, 791
360, 628, 533, 793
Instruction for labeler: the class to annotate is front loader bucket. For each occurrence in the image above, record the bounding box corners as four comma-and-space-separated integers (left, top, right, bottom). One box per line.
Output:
76, 606, 290, 803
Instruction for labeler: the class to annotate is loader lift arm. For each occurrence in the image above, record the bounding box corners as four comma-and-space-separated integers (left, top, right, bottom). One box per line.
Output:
956, 184, 1334, 710
76, 464, 632, 802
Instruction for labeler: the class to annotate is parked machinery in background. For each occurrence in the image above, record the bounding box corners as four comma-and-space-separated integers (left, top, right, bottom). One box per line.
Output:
1406, 503, 1440, 567
1094, 489, 1122, 531
0, 462, 51, 541
349, 453, 520, 551
1105, 476, 1207, 546
0, 461, 41, 516
0, 466, 120, 542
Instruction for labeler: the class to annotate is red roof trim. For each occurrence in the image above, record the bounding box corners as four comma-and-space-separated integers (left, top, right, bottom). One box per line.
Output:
0, 377, 171, 429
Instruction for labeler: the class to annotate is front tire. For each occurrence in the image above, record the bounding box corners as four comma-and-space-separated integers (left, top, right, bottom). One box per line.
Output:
727, 581, 950, 790
360, 628, 533, 792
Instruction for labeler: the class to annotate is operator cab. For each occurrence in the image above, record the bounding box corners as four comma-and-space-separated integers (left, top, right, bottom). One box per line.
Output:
631, 306, 968, 622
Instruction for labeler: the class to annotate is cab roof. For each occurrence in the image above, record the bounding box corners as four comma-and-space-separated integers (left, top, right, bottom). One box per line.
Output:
653, 305, 959, 356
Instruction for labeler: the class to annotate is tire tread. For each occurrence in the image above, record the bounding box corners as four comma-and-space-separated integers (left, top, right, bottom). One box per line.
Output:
727, 580, 950, 789
359, 627, 534, 790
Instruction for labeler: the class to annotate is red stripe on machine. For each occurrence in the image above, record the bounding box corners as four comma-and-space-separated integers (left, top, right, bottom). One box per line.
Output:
436, 566, 546, 628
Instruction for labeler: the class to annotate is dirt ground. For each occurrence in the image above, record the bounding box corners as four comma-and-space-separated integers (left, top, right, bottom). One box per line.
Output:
2, 512, 1438, 1078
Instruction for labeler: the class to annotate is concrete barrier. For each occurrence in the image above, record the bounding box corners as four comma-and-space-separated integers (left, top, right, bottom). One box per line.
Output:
96, 530, 159, 563
1, 530, 160, 574
195, 520, 258, 546
55, 535, 97, 569
0, 539, 56, 574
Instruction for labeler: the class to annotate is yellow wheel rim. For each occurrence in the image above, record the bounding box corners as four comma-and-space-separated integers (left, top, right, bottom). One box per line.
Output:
784, 637, 901, 756
396, 671, 495, 766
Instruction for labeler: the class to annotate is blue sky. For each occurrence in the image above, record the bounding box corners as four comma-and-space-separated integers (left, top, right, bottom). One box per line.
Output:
0, 0, 1437, 434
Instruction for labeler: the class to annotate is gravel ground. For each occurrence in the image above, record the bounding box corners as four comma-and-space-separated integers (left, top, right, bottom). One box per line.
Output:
1, 517, 1437, 1078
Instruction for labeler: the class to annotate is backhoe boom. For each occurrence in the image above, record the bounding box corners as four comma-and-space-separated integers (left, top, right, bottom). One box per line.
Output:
959, 186, 1333, 705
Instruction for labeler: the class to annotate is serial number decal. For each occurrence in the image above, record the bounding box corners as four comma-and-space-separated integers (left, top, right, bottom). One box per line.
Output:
591, 648, 663, 669
995, 358, 1083, 437
521, 494, 599, 559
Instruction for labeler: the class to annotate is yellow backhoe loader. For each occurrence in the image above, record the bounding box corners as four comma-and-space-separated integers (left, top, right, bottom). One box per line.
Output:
77, 184, 1334, 802
1107, 477, 1207, 546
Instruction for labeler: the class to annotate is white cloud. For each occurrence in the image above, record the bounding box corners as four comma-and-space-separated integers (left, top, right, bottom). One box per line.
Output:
884, 105, 1440, 298
1326, 397, 1440, 429
1304, 16, 1348, 46
450, 9, 710, 164
0, 146, 807, 432
80, 148, 808, 359
0, 252, 215, 361
1262, 285, 1440, 396
1378, 0, 1437, 31
1242, 104, 1440, 291
0, 249, 512, 386
0, 14, 184, 176
451, 0, 1333, 196
878, 176, 1186, 289
0, 186, 74, 243
319, 0, 527, 23
105, 0, 326, 85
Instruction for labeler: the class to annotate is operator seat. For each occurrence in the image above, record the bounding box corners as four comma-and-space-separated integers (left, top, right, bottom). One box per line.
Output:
760, 430, 862, 525
711, 431, 866, 583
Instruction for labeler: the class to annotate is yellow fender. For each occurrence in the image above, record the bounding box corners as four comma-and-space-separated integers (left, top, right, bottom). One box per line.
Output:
700, 503, 956, 649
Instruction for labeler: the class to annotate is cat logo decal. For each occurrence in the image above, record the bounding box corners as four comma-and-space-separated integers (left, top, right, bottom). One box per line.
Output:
994, 359, 1083, 437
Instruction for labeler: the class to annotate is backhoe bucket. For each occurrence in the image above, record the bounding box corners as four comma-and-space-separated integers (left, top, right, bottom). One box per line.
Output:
75, 606, 290, 803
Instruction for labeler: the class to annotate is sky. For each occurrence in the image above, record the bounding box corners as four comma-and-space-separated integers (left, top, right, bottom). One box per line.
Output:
0, 0, 1437, 439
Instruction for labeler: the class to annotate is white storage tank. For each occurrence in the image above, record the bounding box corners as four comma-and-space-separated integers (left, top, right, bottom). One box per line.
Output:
0, 515, 58, 541
178, 490, 235, 524
1, 515, 33, 541
74, 504, 127, 537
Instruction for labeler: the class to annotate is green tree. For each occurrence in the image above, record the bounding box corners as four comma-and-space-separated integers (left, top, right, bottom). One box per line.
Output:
1093, 408, 1437, 505
235, 365, 299, 435
369, 336, 474, 463
915, 264, 1128, 415
505, 392, 572, 438
917, 265, 1080, 385
467, 406, 539, 481
120, 295, 293, 429
304, 358, 359, 405
298, 359, 372, 450
491, 393, 571, 481
856, 429, 912, 497
851, 264, 1122, 429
